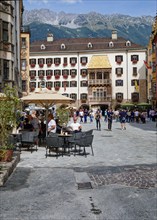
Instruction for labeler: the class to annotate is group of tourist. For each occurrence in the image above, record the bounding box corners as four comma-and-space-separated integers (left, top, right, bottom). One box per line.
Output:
16, 107, 157, 140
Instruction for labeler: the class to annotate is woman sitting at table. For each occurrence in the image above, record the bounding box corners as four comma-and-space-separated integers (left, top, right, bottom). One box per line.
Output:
70, 117, 82, 133
48, 114, 56, 135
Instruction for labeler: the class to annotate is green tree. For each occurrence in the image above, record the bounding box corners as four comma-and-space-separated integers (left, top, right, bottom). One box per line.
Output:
0, 86, 20, 148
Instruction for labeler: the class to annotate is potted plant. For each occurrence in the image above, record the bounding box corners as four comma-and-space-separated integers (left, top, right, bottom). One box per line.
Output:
0, 86, 20, 162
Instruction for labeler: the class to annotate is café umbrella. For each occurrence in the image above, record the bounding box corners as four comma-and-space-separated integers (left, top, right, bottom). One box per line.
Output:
20, 88, 74, 136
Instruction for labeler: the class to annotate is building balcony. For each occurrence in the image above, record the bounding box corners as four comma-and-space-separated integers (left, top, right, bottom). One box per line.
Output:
88, 79, 111, 86
21, 26, 30, 33
89, 96, 112, 103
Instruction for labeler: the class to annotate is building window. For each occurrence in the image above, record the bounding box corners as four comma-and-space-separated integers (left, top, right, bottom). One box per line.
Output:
131, 79, 139, 86
80, 93, 87, 100
62, 81, 69, 88
3, 21, 9, 42
126, 41, 131, 47
30, 82, 36, 91
131, 92, 139, 102
89, 72, 95, 79
3, 60, 9, 80
133, 67, 137, 76
116, 93, 123, 101
46, 58, 53, 67
70, 57, 77, 66
131, 55, 139, 63
21, 38, 26, 48
38, 58, 45, 67
46, 70, 53, 79
63, 57, 68, 66
46, 82, 53, 90
70, 81, 77, 87
70, 69, 77, 78
30, 59, 36, 68
116, 68, 123, 76
81, 80, 88, 87
97, 72, 103, 79
54, 58, 61, 66
115, 80, 123, 86
70, 93, 77, 100
115, 55, 123, 64
61, 43, 66, 50
109, 41, 114, 47
62, 69, 69, 79
38, 70, 45, 79
54, 81, 61, 90
88, 42, 92, 48
81, 69, 87, 77
29, 70, 36, 79
21, 59, 26, 71
80, 57, 88, 65
22, 80, 27, 92
54, 70, 61, 79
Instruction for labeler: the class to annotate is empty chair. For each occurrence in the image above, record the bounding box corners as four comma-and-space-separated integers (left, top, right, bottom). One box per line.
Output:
19, 131, 38, 153
45, 136, 64, 158
76, 134, 94, 157
84, 129, 93, 136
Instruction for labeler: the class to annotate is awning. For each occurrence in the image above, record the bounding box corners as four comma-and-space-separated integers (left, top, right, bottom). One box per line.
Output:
87, 55, 111, 69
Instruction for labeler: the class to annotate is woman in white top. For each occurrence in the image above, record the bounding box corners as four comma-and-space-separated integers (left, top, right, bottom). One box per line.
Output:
48, 114, 56, 134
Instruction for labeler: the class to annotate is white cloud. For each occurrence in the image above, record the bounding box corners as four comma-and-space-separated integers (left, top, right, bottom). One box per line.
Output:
61, 0, 82, 4
28, 0, 49, 4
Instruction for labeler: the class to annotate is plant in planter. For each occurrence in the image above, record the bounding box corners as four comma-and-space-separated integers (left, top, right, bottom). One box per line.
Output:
0, 86, 20, 162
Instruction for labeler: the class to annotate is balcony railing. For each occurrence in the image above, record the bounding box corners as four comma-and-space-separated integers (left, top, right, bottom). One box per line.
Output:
89, 96, 112, 102
88, 79, 111, 85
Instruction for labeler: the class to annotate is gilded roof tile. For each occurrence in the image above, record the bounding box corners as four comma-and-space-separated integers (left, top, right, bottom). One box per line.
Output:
87, 55, 111, 69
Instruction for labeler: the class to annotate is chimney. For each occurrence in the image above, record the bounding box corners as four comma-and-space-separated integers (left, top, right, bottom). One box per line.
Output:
111, 30, 117, 40
47, 33, 54, 42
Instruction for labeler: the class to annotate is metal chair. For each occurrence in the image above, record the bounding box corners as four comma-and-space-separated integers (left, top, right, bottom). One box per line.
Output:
19, 131, 38, 153
45, 136, 64, 158
76, 134, 94, 157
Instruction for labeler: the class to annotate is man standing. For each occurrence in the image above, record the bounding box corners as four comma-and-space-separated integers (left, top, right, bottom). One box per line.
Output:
107, 109, 114, 131
95, 109, 101, 130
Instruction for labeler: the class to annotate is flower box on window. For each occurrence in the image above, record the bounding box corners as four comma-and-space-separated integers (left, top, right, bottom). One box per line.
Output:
47, 86, 51, 90
30, 87, 35, 92
55, 63, 60, 66
116, 61, 122, 64
63, 63, 67, 67
47, 63, 52, 67
63, 74, 68, 79
39, 64, 44, 68
55, 86, 60, 91
71, 63, 76, 67
30, 75, 35, 79
132, 60, 137, 64
81, 73, 87, 77
30, 64, 35, 68
46, 75, 52, 80
55, 75, 60, 79
81, 62, 86, 66
39, 75, 44, 79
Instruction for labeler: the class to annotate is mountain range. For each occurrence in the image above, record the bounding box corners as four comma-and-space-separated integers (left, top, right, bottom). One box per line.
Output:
23, 9, 154, 46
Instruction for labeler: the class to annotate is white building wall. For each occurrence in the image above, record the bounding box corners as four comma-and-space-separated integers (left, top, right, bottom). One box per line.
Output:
30, 48, 146, 106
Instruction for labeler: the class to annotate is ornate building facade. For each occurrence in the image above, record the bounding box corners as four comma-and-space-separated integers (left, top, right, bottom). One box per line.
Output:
29, 31, 147, 109
0, 0, 23, 96
147, 15, 157, 108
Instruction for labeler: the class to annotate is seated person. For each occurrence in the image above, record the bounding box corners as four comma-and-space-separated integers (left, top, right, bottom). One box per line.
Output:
70, 117, 82, 133
48, 114, 56, 134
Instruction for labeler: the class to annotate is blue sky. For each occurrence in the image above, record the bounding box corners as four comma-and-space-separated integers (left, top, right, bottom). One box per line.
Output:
23, 0, 156, 17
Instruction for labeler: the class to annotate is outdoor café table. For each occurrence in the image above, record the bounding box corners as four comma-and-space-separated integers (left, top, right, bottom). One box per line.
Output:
58, 133, 72, 155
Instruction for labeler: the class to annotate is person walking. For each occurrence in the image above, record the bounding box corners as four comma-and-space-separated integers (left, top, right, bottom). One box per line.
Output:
119, 109, 127, 130
95, 109, 101, 130
107, 109, 114, 131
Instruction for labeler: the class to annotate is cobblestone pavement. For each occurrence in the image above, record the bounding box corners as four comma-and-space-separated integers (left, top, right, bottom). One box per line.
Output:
88, 164, 157, 189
